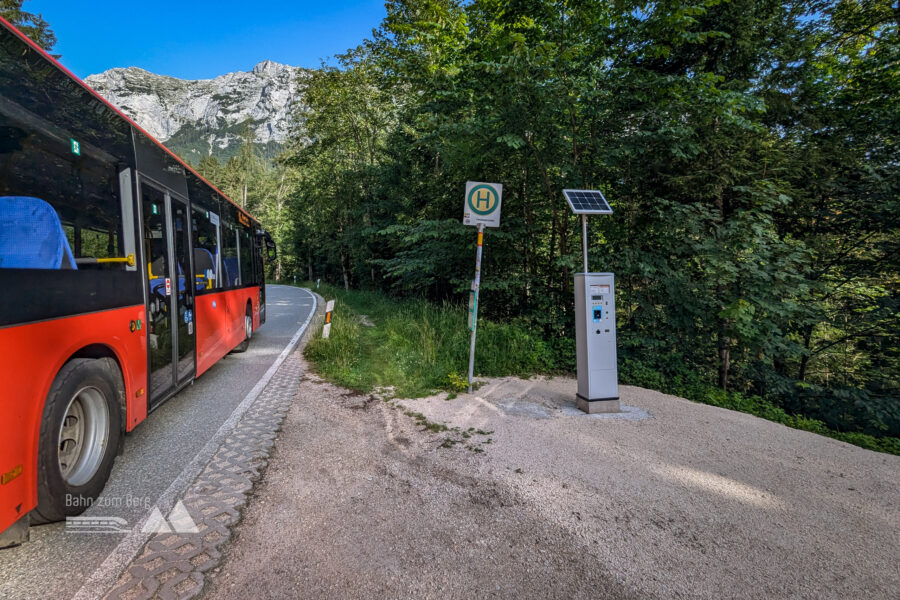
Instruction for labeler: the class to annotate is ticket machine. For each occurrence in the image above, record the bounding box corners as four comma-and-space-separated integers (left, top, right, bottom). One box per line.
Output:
574, 273, 619, 412
564, 189, 619, 413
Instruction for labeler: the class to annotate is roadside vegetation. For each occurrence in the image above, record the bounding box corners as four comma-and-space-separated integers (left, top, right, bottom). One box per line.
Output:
302, 282, 553, 398
147, 0, 897, 459
298, 282, 899, 455
219, 1, 899, 456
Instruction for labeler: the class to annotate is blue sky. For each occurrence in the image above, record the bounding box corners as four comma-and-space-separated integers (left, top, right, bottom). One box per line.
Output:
27, 0, 387, 79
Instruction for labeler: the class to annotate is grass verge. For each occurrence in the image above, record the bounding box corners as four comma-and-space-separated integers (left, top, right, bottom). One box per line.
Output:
299, 282, 554, 398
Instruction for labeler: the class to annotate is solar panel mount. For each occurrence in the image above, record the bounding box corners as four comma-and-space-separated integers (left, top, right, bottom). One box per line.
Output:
563, 189, 612, 215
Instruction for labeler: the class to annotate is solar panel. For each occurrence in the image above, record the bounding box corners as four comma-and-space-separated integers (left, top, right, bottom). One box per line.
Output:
563, 189, 613, 215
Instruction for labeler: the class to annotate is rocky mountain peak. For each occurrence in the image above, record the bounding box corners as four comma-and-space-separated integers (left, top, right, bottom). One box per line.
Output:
85, 61, 309, 162
252, 60, 280, 74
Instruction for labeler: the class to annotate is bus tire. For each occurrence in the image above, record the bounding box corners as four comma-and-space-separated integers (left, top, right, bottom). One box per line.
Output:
231, 303, 253, 353
32, 358, 122, 524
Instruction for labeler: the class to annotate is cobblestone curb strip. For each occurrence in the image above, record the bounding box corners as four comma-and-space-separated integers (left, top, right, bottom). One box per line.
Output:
103, 295, 325, 600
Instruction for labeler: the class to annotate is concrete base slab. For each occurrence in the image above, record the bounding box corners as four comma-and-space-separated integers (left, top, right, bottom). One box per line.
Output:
561, 403, 650, 421
576, 397, 621, 414
0, 515, 29, 549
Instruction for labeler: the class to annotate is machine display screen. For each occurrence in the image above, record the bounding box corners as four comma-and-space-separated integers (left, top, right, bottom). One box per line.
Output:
591, 296, 604, 300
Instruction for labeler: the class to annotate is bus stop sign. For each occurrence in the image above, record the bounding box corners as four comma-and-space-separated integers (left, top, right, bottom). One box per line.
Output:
463, 181, 502, 228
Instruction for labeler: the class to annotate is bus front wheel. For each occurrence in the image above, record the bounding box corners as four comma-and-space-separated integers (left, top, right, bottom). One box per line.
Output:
33, 358, 122, 523
231, 303, 253, 353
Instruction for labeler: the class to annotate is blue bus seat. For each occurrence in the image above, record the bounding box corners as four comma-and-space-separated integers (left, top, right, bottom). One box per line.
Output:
0, 196, 76, 269
149, 277, 166, 295
223, 256, 239, 286
149, 278, 186, 295
194, 247, 215, 290
149, 263, 189, 295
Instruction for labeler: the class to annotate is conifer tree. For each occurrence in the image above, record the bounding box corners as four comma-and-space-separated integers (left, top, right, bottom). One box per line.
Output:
0, 0, 56, 51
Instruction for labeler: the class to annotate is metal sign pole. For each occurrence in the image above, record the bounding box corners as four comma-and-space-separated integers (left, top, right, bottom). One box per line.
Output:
581, 214, 589, 273
467, 223, 484, 393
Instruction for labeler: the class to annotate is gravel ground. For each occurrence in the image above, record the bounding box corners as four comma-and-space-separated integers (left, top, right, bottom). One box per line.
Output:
204, 370, 899, 600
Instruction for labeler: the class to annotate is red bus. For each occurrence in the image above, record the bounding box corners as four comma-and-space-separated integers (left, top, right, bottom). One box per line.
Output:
0, 17, 275, 542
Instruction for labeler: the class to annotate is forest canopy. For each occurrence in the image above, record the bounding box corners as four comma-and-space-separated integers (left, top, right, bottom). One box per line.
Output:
201, 0, 898, 439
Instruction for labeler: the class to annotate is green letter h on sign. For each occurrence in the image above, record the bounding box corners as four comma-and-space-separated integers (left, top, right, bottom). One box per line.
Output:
476, 189, 491, 210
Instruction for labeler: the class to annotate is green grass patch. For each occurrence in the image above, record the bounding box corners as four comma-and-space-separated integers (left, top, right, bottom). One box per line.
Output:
300, 282, 555, 398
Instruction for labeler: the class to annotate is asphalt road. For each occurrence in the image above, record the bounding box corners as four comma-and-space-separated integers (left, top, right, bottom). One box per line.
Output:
0, 285, 314, 600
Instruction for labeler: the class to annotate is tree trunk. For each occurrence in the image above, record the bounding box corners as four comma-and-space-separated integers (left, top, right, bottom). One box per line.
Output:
527, 136, 557, 291
798, 325, 814, 382
717, 318, 731, 390
307, 246, 313, 281
340, 248, 350, 291
521, 170, 531, 305
712, 134, 731, 391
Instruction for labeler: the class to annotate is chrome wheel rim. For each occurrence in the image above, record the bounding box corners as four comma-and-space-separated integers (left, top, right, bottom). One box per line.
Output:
245, 314, 252, 340
58, 386, 110, 486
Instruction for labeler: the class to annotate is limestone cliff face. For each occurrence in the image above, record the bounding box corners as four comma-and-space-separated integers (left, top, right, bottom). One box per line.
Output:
85, 60, 308, 162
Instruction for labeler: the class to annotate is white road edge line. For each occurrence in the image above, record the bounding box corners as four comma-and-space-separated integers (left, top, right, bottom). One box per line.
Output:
71, 286, 317, 600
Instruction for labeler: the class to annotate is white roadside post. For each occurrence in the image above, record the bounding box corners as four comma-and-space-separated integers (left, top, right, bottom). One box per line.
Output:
322, 299, 335, 339
463, 181, 503, 393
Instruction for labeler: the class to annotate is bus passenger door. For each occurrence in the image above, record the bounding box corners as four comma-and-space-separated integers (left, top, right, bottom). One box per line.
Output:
171, 197, 196, 385
140, 181, 195, 407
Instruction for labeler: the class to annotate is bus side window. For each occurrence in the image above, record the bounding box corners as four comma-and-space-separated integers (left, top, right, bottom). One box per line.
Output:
191, 206, 218, 290
238, 223, 252, 286
221, 217, 238, 287
0, 111, 125, 270
253, 233, 264, 284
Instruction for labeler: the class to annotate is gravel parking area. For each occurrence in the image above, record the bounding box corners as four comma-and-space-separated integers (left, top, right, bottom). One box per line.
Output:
204, 369, 899, 599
